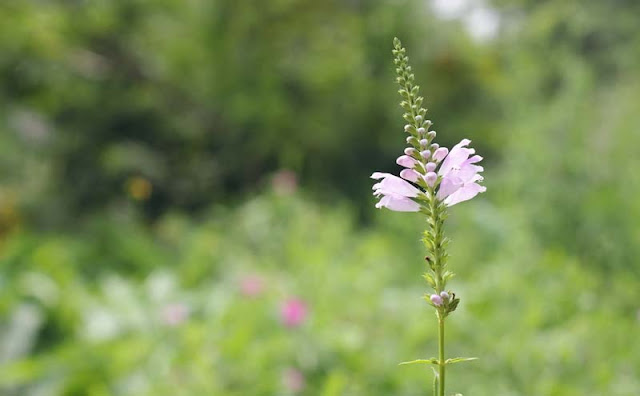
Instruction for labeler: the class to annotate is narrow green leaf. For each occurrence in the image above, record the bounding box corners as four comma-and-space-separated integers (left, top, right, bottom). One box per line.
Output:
432, 367, 439, 395
399, 358, 439, 366
445, 357, 478, 365
423, 273, 436, 288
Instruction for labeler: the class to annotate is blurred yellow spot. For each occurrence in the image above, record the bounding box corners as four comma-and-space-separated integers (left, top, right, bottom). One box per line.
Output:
0, 191, 21, 241
126, 177, 152, 201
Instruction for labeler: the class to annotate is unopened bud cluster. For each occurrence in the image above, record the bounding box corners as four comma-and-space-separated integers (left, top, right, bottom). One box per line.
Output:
428, 290, 460, 317
393, 39, 445, 191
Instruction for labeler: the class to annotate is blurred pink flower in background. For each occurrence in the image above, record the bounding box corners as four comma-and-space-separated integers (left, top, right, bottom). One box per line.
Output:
280, 298, 308, 328
271, 169, 298, 195
240, 275, 264, 297
282, 367, 305, 393
161, 302, 189, 326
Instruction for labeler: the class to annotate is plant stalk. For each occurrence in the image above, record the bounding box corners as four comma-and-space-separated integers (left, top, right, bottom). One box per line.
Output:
438, 314, 446, 396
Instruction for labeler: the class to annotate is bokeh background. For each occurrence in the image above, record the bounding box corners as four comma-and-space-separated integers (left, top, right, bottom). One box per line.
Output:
1, 1, 639, 395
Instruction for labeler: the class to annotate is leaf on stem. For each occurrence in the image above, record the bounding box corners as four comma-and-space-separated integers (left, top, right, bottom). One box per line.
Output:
422, 273, 436, 288
432, 367, 439, 395
399, 358, 439, 366
445, 357, 478, 365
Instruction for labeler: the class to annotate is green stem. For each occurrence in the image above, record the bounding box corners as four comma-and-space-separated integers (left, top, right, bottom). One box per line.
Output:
438, 314, 446, 396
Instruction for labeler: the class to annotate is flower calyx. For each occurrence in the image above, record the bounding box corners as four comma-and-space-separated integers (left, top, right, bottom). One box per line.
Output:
425, 290, 460, 317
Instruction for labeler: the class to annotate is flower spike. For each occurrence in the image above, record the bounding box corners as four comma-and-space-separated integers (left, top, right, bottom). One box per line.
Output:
371, 38, 485, 396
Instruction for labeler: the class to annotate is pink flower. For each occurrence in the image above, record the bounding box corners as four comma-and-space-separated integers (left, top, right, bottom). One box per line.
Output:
240, 275, 264, 297
430, 294, 443, 306
400, 169, 420, 183
425, 172, 437, 187
433, 147, 449, 162
396, 155, 417, 168
436, 139, 486, 206
280, 298, 308, 328
272, 170, 298, 195
161, 303, 189, 326
282, 368, 305, 393
371, 172, 421, 212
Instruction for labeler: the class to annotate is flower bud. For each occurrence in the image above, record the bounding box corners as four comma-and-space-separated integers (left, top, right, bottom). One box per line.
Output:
419, 139, 429, 147
415, 115, 423, 123
440, 291, 449, 301
433, 147, 449, 162
404, 147, 416, 156
417, 127, 426, 136
428, 131, 436, 139
396, 155, 416, 168
426, 162, 437, 172
425, 172, 437, 187
430, 294, 443, 307
430, 143, 439, 151
406, 136, 417, 145
404, 124, 412, 132
400, 169, 420, 183
420, 150, 430, 159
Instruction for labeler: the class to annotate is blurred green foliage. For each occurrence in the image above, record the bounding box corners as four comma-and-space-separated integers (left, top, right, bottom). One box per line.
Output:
0, 0, 499, 223
1, 193, 639, 395
1, 0, 640, 395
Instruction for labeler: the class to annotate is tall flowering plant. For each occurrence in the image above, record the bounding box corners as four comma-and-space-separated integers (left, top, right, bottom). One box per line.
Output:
372, 38, 486, 396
